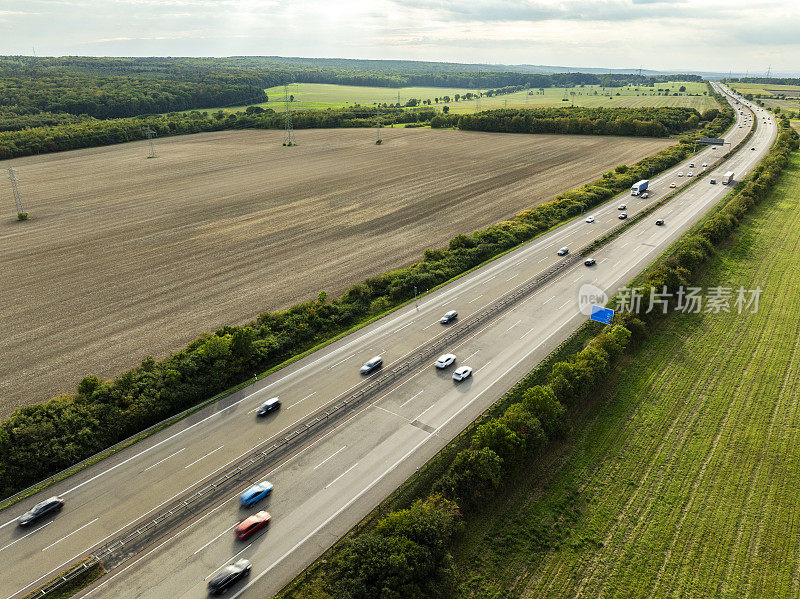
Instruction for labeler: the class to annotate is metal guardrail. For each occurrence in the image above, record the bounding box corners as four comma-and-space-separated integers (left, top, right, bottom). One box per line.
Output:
24, 89, 757, 598
30, 253, 581, 597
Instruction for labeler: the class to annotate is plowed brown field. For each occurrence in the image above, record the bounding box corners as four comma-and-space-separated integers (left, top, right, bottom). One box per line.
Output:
0, 128, 673, 415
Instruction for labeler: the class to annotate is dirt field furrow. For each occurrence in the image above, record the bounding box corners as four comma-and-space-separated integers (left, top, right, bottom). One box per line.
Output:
0, 128, 673, 415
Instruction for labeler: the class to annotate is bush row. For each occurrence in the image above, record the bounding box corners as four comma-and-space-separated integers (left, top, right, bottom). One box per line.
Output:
281, 118, 799, 599
0, 106, 436, 160
0, 128, 703, 498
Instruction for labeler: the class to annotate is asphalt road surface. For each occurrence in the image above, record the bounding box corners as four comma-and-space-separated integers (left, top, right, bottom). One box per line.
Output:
0, 85, 774, 599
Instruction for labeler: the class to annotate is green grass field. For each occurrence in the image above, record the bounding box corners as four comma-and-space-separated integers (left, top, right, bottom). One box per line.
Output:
452, 151, 800, 598
189, 81, 716, 115
729, 82, 800, 97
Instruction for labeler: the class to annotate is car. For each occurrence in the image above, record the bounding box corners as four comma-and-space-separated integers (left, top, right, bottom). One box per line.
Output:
239, 481, 274, 507
711, 146, 717, 150
360, 356, 383, 375
689, 163, 695, 168
655, 219, 664, 226
584, 258, 596, 266
452, 366, 473, 381
751, 147, 756, 150
618, 213, 628, 220
710, 179, 716, 184
640, 192, 649, 199
585, 215, 595, 223
687, 172, 693, 177
235, 510, 271, 541
669, 183, 677, 188
739, 125, 743, 128
18, 496, 64, 526
618, 204, 626, 210
677, 172, 684, 177
701, 162, 708, 168
256, 397, 280, 416
207, 559, 251, 595
435, 353, 456, 369
557, 247, 569, 256
440, 310, 458, 324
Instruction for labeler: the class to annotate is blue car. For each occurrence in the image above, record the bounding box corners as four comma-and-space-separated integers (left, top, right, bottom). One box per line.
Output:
239, 481, 274, 507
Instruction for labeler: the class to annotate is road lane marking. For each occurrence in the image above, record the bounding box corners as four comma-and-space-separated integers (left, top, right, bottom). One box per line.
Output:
520, 327, 535, 340
475, 360, 492, 373
422, 320, 440, 330
41, 518, 98, 552
0, 522, 51, 554
399, 390, 424, 408
204, 542, 253, 580
184, 445, 224, 469
314, 446, 348, 470
392, 320, 416, 334
193, 524, 236, 555
287, 391, 317, 409
467, 295, 484, 303
573, 275, 582, 283
415, 403, 438, 422
325, 464, 358, 489
234, 315, 575, 598
538, 257, 548, 263
558, 300, 571, 310
143, 447, 185, 472
328, 353, 356, 369
612, 260, 620, 268
506, 273, 518, 281
504, 320, 521, 332
461, 350, 480, 364
543, 296, 555, 304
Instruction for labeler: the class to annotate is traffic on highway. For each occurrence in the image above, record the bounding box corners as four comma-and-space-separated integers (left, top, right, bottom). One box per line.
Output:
0, 85, 777, 599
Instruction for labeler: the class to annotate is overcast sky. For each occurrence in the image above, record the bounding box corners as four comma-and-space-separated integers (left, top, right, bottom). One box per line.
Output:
1, 0, 797, 74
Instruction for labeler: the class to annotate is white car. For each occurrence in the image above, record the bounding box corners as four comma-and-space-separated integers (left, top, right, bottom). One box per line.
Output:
687, 172, 693, 177
452, 366, 473, 381
618, 204, 627, 210
677, 172, 684, 177
435, 354, 456, 369
702, 162, 708, 167
585, 215, 595, 223
640, 192, 649, 199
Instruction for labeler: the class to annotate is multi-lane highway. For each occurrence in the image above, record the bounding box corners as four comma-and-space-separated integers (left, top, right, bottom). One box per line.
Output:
0, 84, 775, 599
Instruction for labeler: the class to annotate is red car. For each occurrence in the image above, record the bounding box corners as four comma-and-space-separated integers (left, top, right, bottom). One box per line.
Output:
235, 511, 271, 541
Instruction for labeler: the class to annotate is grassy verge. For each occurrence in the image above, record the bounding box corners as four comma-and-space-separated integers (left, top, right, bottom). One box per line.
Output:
22, 559, 105, 599
449, 150, 800, 598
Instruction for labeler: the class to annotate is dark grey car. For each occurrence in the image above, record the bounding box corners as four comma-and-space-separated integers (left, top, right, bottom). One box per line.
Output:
18, 496, 64, 527
207, 559, 251, 595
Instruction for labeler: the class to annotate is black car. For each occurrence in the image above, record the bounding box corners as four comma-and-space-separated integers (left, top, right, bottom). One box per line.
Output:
18, 496, 64, 527
207, 559, 251, 595
584, 258, 596, 267
440, 310, 458, 324
256, 397, 280, 416
655, 219, 664, 226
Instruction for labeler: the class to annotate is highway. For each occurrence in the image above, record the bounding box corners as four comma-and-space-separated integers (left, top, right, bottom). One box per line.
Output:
0, 84, 774, 599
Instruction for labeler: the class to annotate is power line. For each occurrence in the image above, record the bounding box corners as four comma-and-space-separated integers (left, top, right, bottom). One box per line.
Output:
143, 128, 157, 158
282, 83, 296, 147
8, 167, 26, 218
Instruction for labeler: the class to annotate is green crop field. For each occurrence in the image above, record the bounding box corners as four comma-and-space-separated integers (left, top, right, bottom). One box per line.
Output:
183, 81, 716, 115
452, 152, 800, 598
729, 82, 800, 97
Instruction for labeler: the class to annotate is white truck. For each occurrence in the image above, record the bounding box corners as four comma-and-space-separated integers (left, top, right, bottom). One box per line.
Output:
722, 171, 734, 185
630, 179, 649, 196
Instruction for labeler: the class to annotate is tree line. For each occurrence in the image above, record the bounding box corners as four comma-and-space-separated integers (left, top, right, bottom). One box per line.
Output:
0, 107, 436, 160
0, 126, 712, 498
0, 56, 705, 133
277, 119, 800, 599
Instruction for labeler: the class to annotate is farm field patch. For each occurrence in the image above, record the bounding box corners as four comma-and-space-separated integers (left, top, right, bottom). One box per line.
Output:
451, 152, 800, 598
188, 81, 716, 115
0, 128, 673, 415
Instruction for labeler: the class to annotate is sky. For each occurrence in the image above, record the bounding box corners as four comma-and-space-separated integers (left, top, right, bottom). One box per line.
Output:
1, 0, 798, 74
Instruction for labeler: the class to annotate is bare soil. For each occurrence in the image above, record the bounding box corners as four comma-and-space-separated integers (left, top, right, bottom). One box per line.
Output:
0, 128, 673, 415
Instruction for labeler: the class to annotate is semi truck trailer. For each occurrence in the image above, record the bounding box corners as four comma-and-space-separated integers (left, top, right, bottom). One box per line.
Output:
631, 179, 649, 196
722, 171, 734, 185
